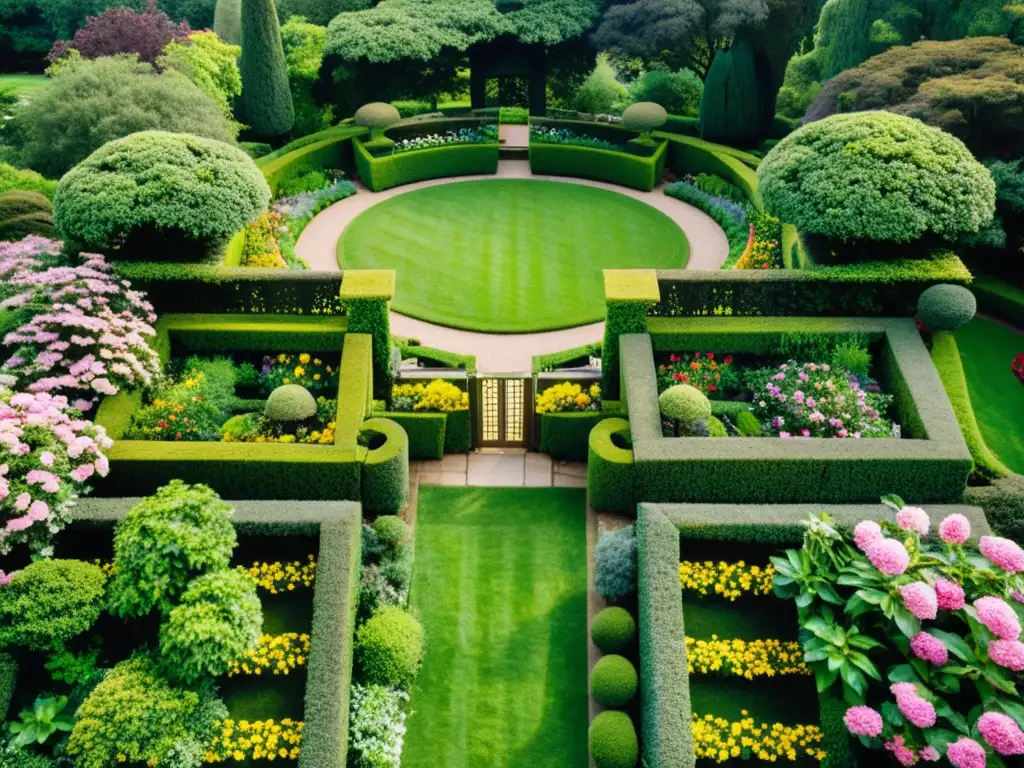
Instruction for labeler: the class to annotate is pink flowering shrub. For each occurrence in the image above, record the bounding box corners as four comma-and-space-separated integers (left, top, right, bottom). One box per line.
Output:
772, 496, 1024, 766
0, 237, 161, 410
0, 386, 112, 555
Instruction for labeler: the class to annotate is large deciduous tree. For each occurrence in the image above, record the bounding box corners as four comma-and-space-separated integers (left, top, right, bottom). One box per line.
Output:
237, 0, 294, 139
47, 0, 190, 65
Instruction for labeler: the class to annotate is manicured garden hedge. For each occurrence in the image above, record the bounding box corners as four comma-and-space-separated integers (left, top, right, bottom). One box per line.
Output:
532, 342, 602, 373
0, 653, 16, 722
658, 134, 761, 207
539, 412, 611, 461
397, 340, 477, 372
970, 273, 1024, 328
353, 138, 499, 192
360, 418, 409, 515
259, 126, 366, 195
529, 141, 668, 192
587, 418, 634, 513
374, 412, 446, 460
444, 409, 472, 454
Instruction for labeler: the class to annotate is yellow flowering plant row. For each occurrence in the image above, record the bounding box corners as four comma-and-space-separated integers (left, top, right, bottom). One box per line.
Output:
691, 712, 825, 764
261, 352, 338, 394
204, 718, 303, 763
535, 381, 601, 414
96, 556, 317, 594
392, 380, 469, 412
679, 560, 775, 601
227, 633, 310, 677
686, 636, 809, 680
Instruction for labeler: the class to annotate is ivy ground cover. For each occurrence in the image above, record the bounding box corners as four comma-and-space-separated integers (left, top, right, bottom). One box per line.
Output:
956, 317, 1024, 473
401, 486, 588, 767
338, 180, 689, 333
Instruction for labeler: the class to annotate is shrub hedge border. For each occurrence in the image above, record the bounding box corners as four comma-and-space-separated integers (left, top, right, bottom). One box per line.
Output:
657, 134, 761, 208
359, 417, 409, 515
68, 498, 363, 768
528, 140, 668, 193
609, 317, 972, 507
373, 412, 446, 460
353, 137, 499, 193
258, 126, 366, 195
970, 274, 1024, 328
0, 653, 16, 723
587, 418, 634, 513
532, 342, 602, 373
539, 412, 612, 461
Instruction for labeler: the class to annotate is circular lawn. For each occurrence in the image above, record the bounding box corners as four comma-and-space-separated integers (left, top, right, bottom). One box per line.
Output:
337, 179, 689, 333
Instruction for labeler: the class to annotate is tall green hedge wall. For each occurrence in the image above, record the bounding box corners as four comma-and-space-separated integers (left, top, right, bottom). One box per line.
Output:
354, 139, 499, 192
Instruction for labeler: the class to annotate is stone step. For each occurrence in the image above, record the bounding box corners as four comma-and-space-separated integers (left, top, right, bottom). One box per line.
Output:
499, 145, 529, 161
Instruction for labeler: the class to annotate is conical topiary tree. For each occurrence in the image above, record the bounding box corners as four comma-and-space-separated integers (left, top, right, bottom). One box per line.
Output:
237, 0, 294, 140
213, 0, 241, 45
699, 34, 761, 147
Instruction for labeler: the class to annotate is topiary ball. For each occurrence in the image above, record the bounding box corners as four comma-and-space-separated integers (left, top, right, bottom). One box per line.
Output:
372, 515, 409, 551
264, 384, 317, 423
591, 607, 636, 654
620, 102, 668, 133
589, 710, 638, 768
917, 284, 977, 331
354, 102, 401, 129
355, 605, 424, 687
590, 654, 638, 708
0, 190, 52, 220
659, 384, 711, 425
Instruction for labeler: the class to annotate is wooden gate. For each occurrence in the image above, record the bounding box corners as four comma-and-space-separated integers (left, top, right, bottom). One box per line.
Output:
474, 375, 532, 448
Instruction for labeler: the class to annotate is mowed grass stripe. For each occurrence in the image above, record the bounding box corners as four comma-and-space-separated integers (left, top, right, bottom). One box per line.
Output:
402, 487, 589, 768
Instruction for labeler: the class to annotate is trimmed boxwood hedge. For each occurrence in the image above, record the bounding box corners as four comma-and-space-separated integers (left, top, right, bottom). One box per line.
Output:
529, 141, 668, 192
659, 133, 761, 207
587, 418, 635, 513
360, 418, 409, 515
539, 412, 611, 461
374, 412, 446, 460
354, 138, 499, 192
259, 126, 366, 195
443, 409, 472, 454
970, 273, 1024, 328
591, 654, 639, 708
0, 653, 16, 722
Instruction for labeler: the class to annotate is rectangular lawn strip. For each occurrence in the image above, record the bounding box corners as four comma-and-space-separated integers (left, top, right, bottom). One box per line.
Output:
401, 486, 589, 768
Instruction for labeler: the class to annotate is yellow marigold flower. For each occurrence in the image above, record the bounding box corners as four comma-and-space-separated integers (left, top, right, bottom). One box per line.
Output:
299, 353, 310, 364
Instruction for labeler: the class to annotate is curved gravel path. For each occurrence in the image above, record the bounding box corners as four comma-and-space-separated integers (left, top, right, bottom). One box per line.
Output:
296, 159, 729, 372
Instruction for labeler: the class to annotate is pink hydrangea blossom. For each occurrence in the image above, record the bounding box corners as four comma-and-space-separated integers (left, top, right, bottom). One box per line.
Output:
5, 515, 32, 532
910, 631, 948, 666
884, 735, 916, 766
854, 520, 883, 551
978, 712, 1024, 756
896, 505, 930, 536
866, 538, 910, 575
901, 582, 938, 620
988, 640, 1024, 671
980, 536, 1024, 574
890, 682, 918, 700
948, 737, 987, 768
843, 706, 883, 737
939, 513, 971, 544
936, 578, 966, 611
897, 694, 936, 728
976, 596, 1021, 641
919, 746, 940, 762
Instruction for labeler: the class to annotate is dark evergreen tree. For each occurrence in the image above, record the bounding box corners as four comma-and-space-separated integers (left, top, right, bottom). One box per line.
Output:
213, 0, 241, 44
237, 0, 294, 139
816, 0, 871, 79
699, 34, 760, 145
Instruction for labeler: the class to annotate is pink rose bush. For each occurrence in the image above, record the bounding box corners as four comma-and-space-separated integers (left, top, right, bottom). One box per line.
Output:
0, 237, 161, 411
0, 386, 112, 554
772, 498, 1024, 766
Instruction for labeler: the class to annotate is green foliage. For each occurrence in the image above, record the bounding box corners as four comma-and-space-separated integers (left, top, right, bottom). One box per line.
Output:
591, 607, 637, 654
620, 101, 668, 136
264, 383, 317, 422
630, 69, 702, 116
757, 112, 996, 243
374, 411, 446, 460
54, 130, 269, 256
213, 0, 241, 44
0, 653, 16, 722
68, 654, 227, 768
540, 412, 610, 461
595, 524, 637, 601
831, 340, 872, 380
354, 102, 401, 132
354, 137, 499, 192
964, 474, 1024, 545
8, 696, 73, 749
360, 418, 410, 515
590, 654, 638, 709
0, 190, 50, 220
917, 283, 977, 331
658, 384, 711, 428
159, 570, 262, 683
237, 0, 294, 139
573, 56, 630, 114
0, 164, 58, 200
0, 560, 105, 653
371, 515, 410, 551
107, 481, 237, 619
735, 409, 762, 437
816, 0, 872, 79
159, 30, 242, 123
529, 137, 667, 192
355, 604, 424, 687
0, 211, 55, 241
700, 36, 761, 145
588, 710, 638, 768
11, 56, 238, 179
588, 417, 634, 513
706, 415, 727, 437
280, 16, 332, 136
280, 0, 372, 25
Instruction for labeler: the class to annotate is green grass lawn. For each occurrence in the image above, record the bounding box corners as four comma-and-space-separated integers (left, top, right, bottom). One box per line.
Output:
0, 73, 46, 98
956, 317, 1024, 473
402, 486, 589, 768
338, 179, 689, 332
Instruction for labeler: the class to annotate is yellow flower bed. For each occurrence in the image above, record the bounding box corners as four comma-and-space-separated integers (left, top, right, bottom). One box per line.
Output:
535, 382, 601, 414
204, 718, 303, 763
245, 555, 317, 593
679, 560, 775, 601
392, 380, 469, 412
227, 633, 310, 677
686, 636, 809, 679
691, 712, 825, 763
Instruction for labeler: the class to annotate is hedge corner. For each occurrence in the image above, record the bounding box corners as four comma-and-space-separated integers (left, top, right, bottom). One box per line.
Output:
340, 270, 395, 302
360, 417, 410, 515
587, 418, 634, 513
604, 270, 660, 304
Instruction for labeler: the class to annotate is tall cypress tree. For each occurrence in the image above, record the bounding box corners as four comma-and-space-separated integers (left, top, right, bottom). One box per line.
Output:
237, 0, 295, 140
816, 0, 871, 80
699, 34, 760, 146
214, 0, 242, 45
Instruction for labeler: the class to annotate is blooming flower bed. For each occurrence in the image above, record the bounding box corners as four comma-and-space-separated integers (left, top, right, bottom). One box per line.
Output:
391, 379, 468, 413
657, 352, 739, 398
686, 636, 809, 679
535, 381, 601, 414
392, 125, 498, 154
679, 560, 775, 600
529, 125, 619, 150
691, 712, 825, 763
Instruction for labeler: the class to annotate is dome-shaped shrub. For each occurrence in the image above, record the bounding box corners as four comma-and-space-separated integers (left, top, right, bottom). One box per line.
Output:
621, 102, 668, 134
659, 384, 711, 425
372, 515, 410, 551
707, 415, 728, 437
591, 654, 638, 708
757, 112, 995, 243
589, 710, 638, 768
0, 212, 54, 241
264, 384, 317, 423
917, 284, 977, 331
591, 607, 636, 654
355, 605, 424, 687
355, 102, 401, 138
0, 190, 51, 220
54, 131, 270, 257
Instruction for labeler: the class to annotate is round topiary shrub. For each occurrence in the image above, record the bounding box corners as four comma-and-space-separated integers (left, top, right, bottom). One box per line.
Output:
53, 131, 270, 258
354, 102, 401, 138
757, 112, 995, 243
0, 212, 54, 241
589, 710, 638, 768
372, 515, 410, 551
659, 384, 711, 426
917, 284, 977, 331
591, 654, 638, 708
620, 101, 668, 135
0, 190, 51, 220
355, 605, 424, 687
264, 384, 317, 423
591, 607, 636, 654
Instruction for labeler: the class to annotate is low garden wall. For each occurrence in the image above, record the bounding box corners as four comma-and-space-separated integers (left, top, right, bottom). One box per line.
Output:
353, 137, 499, 193
658, 133, 762, 207
258, 125, 367, 195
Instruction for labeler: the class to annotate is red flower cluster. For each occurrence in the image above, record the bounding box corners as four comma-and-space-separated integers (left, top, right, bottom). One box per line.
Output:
657, 352, 739, 399
1013, 354, 1024, 385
